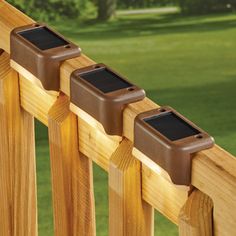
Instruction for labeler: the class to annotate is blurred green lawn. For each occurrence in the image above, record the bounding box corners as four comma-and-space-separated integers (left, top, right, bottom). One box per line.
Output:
35, 11, 236, 236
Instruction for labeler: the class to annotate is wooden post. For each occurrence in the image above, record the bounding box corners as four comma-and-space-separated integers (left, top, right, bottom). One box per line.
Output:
109, 138, 154, 236
179, 189, 213, 236
3, 3, 236, 235
48, 94, 96, 236
0, 50, 37, 236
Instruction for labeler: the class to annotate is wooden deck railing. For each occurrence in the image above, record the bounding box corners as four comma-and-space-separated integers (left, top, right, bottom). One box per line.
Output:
0, 1, 236, 235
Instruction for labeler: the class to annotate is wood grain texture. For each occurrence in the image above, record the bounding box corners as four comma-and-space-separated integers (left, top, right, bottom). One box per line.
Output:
192, 148, 236, 236
70, 103, 122, 143
123, 99, 159, 141
19, 74, 57, 126
0, 50, 13, 236
0, 1, 34, 53
11, 60, 59, 97
77, 114, 120, 171
18, 67, 236, 234
142, 164, 189, 225
48, 94, 96, 236
2, 1, 236, 235
0, 51, 37, 236
109, 139, 154, 236
19, 74, 187, 224
60, 55, 95, 96
179, 190, 213, 236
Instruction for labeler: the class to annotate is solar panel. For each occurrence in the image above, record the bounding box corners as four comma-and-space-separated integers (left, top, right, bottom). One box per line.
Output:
144, 112, 200, 141
80, 67, 132, 93
19, 26, 68, 50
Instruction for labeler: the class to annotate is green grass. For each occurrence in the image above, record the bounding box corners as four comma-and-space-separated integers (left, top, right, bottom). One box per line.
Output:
36, 11, 236, 236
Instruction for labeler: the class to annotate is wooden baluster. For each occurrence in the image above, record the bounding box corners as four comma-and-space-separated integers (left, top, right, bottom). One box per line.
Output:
0, 50, 37, 236
179, 189, 213, 236
109, 138, 154, 236
48, 94, 96, 236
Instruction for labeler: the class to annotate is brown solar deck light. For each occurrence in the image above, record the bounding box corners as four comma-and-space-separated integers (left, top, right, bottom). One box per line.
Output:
133, 106, 214, 186
70, 63, 146, 135
10, 23, 81, 91
3, 2, 236, 236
